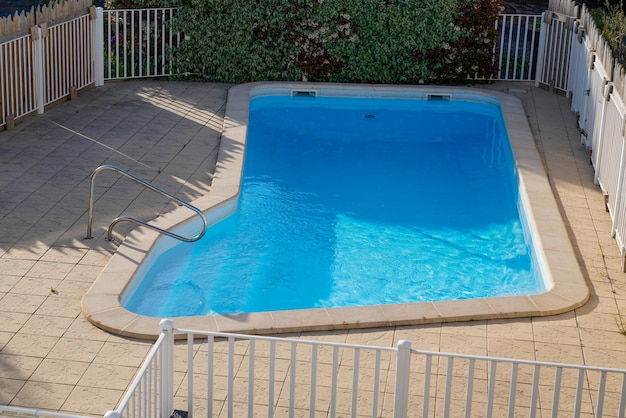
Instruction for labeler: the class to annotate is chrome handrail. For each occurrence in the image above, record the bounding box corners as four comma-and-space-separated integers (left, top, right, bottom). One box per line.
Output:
86, 165, 207, 242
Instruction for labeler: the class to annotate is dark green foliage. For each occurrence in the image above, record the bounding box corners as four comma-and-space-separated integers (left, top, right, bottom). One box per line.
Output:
593, 1, 626, 65
108, 0, 502, 83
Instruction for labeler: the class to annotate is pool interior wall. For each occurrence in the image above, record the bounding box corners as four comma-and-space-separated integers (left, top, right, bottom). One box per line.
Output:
82, 83, 590, 339
123, 93, 547, 317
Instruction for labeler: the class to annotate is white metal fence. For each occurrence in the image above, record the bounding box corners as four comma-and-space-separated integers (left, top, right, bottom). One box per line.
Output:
101, 320, 626, 418
0, 6, 101, 129
495, 14, 543, 81
103, 8, 180, 80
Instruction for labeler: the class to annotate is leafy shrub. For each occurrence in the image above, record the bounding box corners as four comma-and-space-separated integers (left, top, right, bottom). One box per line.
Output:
110, 0, 502, 84
593, 1, 626, 65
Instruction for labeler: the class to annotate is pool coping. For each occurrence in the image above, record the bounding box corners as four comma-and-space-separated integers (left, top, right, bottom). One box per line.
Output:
82, 82, 590, 339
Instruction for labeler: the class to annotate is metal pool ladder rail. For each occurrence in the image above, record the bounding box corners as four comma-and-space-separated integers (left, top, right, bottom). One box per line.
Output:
86, 165, 208, 243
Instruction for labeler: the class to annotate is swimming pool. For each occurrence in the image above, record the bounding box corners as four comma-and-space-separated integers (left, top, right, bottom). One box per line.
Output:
83, 83, 589, 338
124, 92, 545, 317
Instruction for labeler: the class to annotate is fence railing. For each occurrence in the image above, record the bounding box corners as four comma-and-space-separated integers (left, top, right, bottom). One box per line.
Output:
0, 5, 99, 129
495, 14, 543, 81
102, 320, 626, 418
103, 8, 180, 80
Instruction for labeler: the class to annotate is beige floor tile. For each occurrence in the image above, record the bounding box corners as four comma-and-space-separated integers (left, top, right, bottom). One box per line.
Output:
533, 342, 585, 364
0, 354, 42, 379
11, 381, 73, 410
93, 341, 152, 367
62, 386, 125, 417
0, 293, 46, 314
47, 338, 105, 363
0, 312, 31, 333
10, 277, 62, 296
0, 378, 25, 404
62, 317, 111, 342
78, 363, 140, 391
487, 318, 534, 341
577, 328, 626, 351
34, 295, 81, 318
487, 338, 536, 360
0, 259, 36, 276
531, 323, 581, 346
30, 358, 90, 385
40, 247, 88, 264
25, 261, 75, 280
18, 314, 74, 337
576, 311, 622, 332
0, 275, 20, 293
2, 334, 59, 358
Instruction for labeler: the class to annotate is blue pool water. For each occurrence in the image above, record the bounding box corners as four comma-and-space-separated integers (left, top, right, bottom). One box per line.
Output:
124, 93, 546, 317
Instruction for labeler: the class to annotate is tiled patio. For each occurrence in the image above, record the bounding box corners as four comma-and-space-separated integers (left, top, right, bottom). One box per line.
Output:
0, 80, 624, 416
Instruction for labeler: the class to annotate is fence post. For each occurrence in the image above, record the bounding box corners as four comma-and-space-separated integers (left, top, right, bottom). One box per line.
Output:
160, 319, 175, 418
30, 26, 45, 114
534, 12, 548, 87
103, 411, 122, 418
92, 6, 104, 86
393, 340, 411, 418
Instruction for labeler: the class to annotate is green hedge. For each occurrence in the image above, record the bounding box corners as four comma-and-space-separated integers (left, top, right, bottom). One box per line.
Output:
129, 0, 502, 84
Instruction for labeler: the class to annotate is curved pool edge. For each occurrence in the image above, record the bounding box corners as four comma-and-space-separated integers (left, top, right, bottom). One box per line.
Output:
82, 82, 590, 340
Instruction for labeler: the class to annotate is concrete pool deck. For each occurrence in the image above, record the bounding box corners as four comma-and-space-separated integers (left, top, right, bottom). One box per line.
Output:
0, 80, 625, 416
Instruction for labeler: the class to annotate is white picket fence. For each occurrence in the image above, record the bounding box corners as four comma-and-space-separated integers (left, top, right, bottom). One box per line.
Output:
0, 6, 102, 129
95, 320, 626, 418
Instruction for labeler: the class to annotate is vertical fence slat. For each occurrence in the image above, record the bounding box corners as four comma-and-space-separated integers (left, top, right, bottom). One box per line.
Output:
248, 340, 255, 418
464, 359, 475, 418
268, 340, 276, 417
507, 363, 518, 418
551, 367, 563, 418
186, 333, 194, 417
423, 355, 433, 418
227, 336, 234, 418
371, 350, 381, 418
207, 336, 214, 418
330, 346, 339, 418
309, 345, 317, 418
595, 370, 607, 418
351, 348, 360, 418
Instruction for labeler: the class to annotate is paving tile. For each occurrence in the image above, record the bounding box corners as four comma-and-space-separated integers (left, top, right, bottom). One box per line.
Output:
92, 341, 151, 367
0, 353, 42, 379
62, 386, 125, 417
0, 275, 20, 293
18, 314, 74, 337
26, 260, 76, 280
0, 378, 25, 404
30, 358, 90, 385
78, 363, 139, 391
35, 295, 81, 318
0, 293, 46, 314
62, 317, 111, 342
2, 334, 59, 358
40, 247, 88, 264
11, 381, 73, 410
0, 259, 36, 276
47, 338, 105, 363
10, 276, 63, 296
